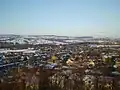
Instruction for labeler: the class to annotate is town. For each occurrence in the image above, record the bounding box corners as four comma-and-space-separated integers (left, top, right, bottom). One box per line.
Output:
0, 35, 120, 90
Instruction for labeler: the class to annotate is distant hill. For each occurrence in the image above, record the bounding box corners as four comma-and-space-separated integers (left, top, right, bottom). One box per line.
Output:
0, 34, 117, 45
75, 36, 93, 39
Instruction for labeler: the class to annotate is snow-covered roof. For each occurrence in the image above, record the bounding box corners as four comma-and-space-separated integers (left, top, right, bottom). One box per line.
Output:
0, 49, 37, 53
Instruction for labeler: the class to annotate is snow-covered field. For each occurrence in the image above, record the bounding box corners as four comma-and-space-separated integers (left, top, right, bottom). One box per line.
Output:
0, 35, 116, 45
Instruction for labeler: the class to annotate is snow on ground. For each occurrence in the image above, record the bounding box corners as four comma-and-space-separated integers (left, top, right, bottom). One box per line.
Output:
0, 35, 116, 45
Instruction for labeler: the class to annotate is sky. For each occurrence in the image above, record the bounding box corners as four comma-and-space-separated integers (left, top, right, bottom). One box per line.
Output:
0, 0, 120, 37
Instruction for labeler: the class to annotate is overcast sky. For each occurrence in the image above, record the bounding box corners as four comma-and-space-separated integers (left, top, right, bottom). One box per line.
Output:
0, 0, 120, 37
